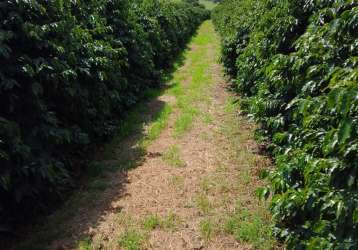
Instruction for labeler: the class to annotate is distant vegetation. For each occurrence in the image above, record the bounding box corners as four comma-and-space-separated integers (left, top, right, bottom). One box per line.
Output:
0, 0, 209, 224
199, 0, 219, 10
213, 0, 357, 248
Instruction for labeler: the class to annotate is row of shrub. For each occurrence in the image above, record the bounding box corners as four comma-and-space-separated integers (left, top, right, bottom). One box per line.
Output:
213, 0, 357, 248
0, 0, 209, 223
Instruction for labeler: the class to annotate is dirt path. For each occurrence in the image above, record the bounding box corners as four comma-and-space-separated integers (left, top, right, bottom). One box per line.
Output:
13, 21, 276, 250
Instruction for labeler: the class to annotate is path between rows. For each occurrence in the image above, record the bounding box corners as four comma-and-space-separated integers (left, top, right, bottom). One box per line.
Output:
14, 21, 275, 250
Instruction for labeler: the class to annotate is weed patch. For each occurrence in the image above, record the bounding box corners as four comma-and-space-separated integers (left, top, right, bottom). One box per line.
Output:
162, 145, 186, 168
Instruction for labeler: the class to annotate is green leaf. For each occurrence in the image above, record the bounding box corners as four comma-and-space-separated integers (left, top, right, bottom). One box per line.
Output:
337, 119, 352, 145
353, 208, 358, 223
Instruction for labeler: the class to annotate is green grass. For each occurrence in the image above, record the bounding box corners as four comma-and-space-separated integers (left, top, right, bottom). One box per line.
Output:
214, 177, 231, 193
104, 96, 172, 159
199, 218, 218, 241
200, 131, 211, 141
200, 177, 213, 193
102, 88, 168, 160
144, 104, 172, 144
216, 164, 229, 173
200, 175, 232, 195
173, 96, 200, 137
167, 21, 218, 138
224, 96, 239, 114
77, 238, 92, 250
162, 145, 186, 167
118, 230, 145, 250
199, 0, 218, 10
161, 211, 181, 231
201, 112, 214, 124
223, 207, 274, 249
195, 193, 213, 214
143, 214, 161, 230
217, 92, 276, 249
174, 113, 194, 136
142, 211, 181, 232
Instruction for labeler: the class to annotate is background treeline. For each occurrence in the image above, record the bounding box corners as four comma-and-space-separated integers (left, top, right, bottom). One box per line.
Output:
213, 0, 357, 248
0, 0, 209, 224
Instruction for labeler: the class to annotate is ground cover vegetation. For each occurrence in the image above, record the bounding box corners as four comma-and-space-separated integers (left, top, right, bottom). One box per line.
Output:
213, 0, 358, 248
0, 0, 209, 225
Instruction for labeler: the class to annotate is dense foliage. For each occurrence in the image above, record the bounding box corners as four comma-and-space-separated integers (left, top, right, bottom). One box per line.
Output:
213, 0, 357, 248
0, 0, 209, 223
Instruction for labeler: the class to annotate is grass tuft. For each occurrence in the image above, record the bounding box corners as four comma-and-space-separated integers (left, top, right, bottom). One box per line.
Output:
118, 230, 145, 250
143, 214, 161, 231
223, 207, 274, 249
162, 145, 186, 167
201, 112, 214, 124
195, 193, 212, 215
161, 211, 182, 231
142, 211, 181, 232
199, 218, 217, 241
144, 104, 172, 144
77, 238, 92, 250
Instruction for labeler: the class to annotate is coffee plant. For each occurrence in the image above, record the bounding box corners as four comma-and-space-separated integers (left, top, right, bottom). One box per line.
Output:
0, 0, 209, 224
213, 0, 357, 248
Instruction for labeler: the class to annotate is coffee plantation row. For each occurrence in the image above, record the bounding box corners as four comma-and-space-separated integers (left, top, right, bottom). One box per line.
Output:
213, 0, 357, 248
0, 0, 209, 223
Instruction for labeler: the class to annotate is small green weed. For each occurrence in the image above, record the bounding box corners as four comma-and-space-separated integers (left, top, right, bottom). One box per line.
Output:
201, 112, 214, 124
223, 208, 273, 249
174, 113, 194, 136
224, 97, 239, 114
144, 104, 172, 144
143, 214, 160, 230
199, 218, 217, 241
162, 145, 186, 167
161, 211, 181, 231
200, 177, 213, 193
77, 238, 92, 250
142, 212, 181, 232
118, 230, 145, 250
195, 193, 212, 214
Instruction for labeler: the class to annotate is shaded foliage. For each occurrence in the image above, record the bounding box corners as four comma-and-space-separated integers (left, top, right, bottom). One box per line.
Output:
0, 0, 209, 223
213, 0, 358, 248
